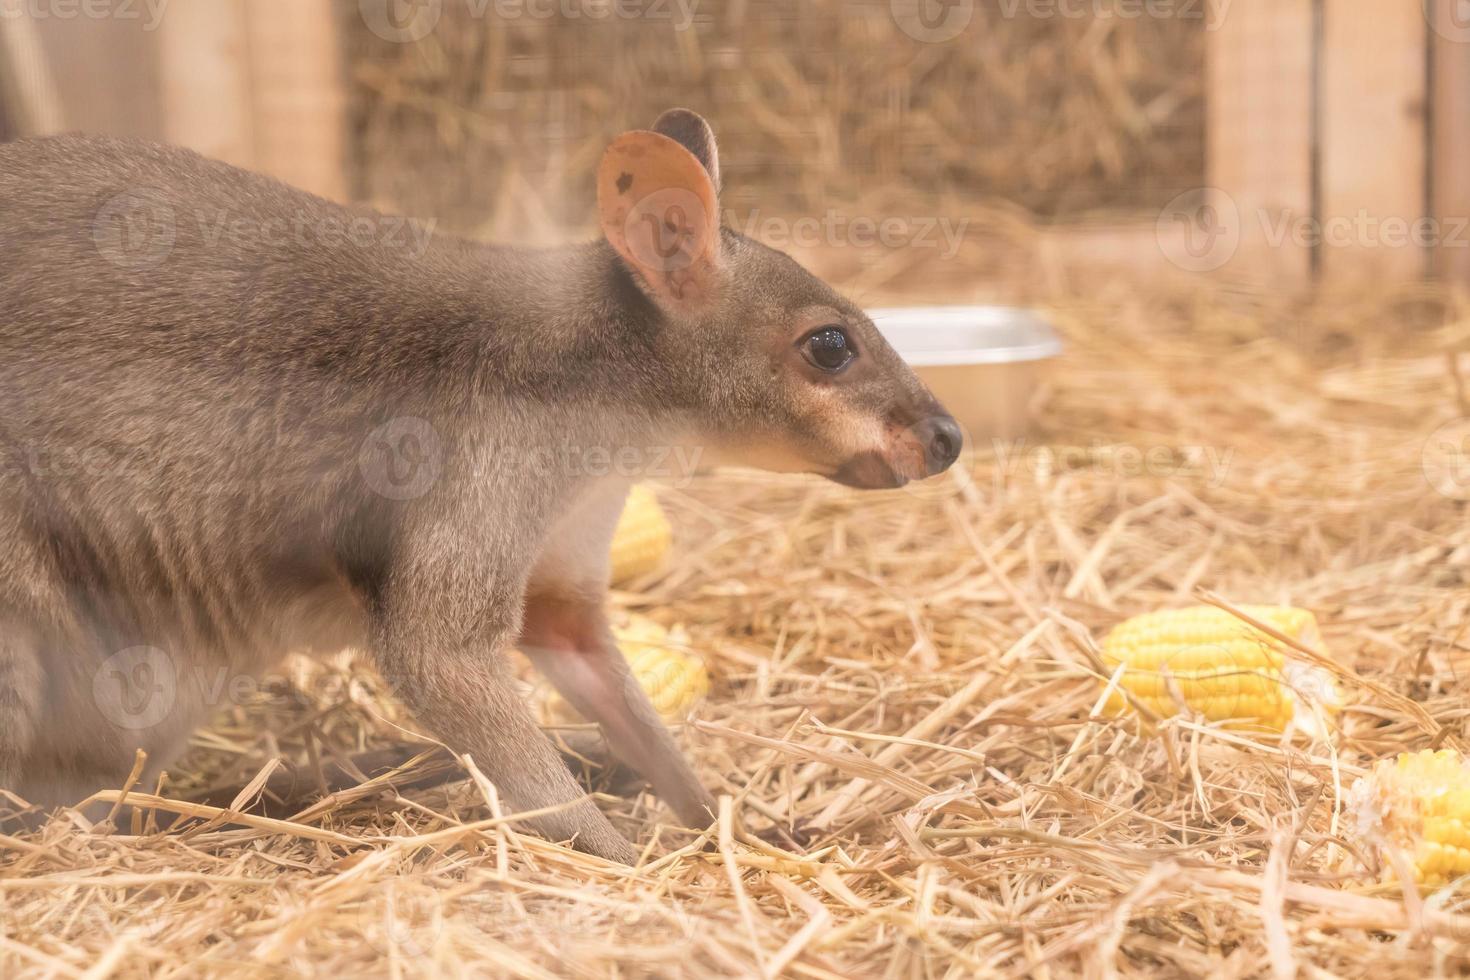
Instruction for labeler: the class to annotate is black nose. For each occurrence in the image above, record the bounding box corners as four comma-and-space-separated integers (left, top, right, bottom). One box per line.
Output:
916, 415, 963, 475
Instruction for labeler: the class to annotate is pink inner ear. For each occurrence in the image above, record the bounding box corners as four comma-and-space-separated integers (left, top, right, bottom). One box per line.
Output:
597, 130, 721, 309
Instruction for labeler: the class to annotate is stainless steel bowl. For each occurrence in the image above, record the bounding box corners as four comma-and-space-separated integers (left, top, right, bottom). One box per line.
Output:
870, 306, 1062, 443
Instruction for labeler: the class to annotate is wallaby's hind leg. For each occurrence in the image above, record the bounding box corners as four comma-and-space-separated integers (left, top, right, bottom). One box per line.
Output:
519, 595, 717, 832
0, 623, 43, 801
523, 481, 717, 832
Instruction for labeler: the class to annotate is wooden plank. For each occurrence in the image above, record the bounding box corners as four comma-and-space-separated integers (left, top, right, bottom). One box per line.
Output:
156, 0, 255, 169
242, 0, 348, 201
1430, 0, 1470, 282
0, 17, 66, 135
1204, 0, 1315, 284
1319, 0, 1429, 281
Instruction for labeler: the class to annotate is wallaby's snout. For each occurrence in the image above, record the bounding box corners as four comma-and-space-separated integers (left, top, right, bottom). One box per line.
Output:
595, 108, 964, 492
829, 398, 964, 490
916, 414, 964, 475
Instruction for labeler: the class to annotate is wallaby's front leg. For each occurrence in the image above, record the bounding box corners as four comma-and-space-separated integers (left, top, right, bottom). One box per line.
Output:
371, 522, 638, 864
375, 636, 638, 863
520, 594, 717, 831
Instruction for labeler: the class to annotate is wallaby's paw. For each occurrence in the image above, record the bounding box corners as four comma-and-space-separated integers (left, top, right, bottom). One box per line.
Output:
574, 826, 640, 866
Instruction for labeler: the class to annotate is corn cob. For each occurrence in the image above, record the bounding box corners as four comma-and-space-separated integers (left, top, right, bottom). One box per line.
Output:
543, 614, 709, 724
1100, 605, 1338, 735
1352, 749, 1470, 887
609, 485, 672, 586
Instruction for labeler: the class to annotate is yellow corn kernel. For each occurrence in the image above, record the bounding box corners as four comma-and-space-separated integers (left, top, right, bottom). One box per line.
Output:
609, 485, 672, 586
1100, 605, 1336, 734
543, 614, 709, 725
1353, 750, 1470, 888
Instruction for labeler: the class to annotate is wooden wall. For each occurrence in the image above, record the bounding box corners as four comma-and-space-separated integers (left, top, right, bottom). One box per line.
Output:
0, 0, 345, 201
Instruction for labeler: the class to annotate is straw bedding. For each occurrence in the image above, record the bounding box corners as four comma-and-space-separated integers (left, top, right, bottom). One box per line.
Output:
3, 273, 1469, 977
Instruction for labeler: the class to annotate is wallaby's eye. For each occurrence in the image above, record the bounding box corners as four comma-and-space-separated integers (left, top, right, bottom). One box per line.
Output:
803, 326, 855, 372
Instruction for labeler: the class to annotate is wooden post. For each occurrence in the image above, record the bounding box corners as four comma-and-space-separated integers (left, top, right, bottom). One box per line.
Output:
156, 0, 346, 200
156, 0, 256, 170
1205, 0, 1316, 284
242, 1, 348, 201
0, 17, 65, 135
1430, 0, 1470, 282
1318, 0, 1429, 281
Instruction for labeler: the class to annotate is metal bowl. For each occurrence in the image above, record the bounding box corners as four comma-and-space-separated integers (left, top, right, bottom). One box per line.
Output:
869, 306, 1062, 444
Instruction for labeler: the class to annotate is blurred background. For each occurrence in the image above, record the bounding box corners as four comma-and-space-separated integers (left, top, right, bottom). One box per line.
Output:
8, 0, 1458, 303
8, 8, 1470, 975
4, 0, 1466, 299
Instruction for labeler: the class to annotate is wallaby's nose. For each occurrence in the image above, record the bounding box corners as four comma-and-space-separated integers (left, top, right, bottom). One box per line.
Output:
916, 415, 963, 476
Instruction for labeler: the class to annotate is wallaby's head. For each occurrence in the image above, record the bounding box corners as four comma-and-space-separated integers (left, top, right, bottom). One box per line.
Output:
597, 109, 962, 489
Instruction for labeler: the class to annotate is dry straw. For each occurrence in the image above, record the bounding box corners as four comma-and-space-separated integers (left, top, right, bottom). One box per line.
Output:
340, 0, 1205, 238
4, 274, 1470, 976
0, 8, 1461, 973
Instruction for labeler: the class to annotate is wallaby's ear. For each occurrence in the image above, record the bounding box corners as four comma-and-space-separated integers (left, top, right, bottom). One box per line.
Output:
597, 124, 721, 314
651, 108, 720, 193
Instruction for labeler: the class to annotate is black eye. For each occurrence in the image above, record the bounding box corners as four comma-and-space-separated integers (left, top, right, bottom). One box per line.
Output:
803, 326, 855, 372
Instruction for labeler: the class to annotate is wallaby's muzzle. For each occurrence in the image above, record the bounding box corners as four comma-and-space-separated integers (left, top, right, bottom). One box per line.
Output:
830, 411, 964, 489
915, 415, 964, 475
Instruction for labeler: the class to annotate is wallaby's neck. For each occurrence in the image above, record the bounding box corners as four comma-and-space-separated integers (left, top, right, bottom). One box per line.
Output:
363, 233, 681, 445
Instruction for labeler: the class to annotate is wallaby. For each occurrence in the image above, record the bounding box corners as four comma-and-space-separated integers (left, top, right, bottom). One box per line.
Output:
0, 109, 961, 863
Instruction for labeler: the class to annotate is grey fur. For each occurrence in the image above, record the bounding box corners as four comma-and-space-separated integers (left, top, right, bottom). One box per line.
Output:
0, 113, 952, 862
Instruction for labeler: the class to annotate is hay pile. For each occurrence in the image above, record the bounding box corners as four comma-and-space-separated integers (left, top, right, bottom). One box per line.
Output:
341, 0, 1204, 237
3, 275, 1470, 977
